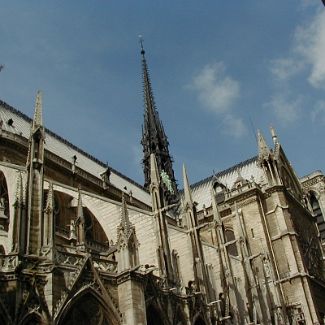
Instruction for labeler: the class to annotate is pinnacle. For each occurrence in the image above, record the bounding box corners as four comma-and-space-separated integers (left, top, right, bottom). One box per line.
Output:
32, 90, 43, 130
120, 193, 131, 236
257, 129, 270, 160
182, 164, 193, 206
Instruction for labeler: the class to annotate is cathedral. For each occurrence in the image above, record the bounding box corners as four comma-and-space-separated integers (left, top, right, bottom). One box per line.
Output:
0, 46, 325, 325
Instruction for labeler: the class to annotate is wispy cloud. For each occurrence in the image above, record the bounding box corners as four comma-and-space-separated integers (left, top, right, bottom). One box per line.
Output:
269, 58, 304, 81
268, 8, 325, 126
190, 61, 246, 137
264, 94, 302, 126
270, 9, 325, 89
222, 114, 247, 138
295, 10, 325, 89
191, 62, 240, 114
312, 101, 325, 125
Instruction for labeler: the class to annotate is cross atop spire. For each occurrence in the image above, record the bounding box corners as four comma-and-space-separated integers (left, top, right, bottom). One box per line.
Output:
140, 41, 178, 195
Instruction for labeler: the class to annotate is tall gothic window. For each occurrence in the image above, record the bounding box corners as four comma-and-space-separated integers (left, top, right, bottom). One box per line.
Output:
225, 228, 239, 257
310, 192, 325, 240
0, 171, 9, 232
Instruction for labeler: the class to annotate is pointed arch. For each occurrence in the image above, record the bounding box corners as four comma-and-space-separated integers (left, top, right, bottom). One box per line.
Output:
193, 313, 207, 325
56, 285, 120, 325
19, 311, 44, 325
146, 303, 166, 325
173, 304, 188, 325
224, 228, 238, 257
309, 190, 325, 240
0, 170, 10, 231
51, 189, 109, 250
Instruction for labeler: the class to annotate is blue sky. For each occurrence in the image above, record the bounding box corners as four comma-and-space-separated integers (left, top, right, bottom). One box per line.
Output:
1, 1, 325, 186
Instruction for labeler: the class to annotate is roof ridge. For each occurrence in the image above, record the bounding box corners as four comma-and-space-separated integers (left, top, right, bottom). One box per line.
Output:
0, 99, 148, 192
189, 156, 258, 189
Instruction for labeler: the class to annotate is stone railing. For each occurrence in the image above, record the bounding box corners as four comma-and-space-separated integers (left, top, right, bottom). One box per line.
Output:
93, 257, 117, 273
85, 239, 109, 253
0, 253, 19, 272
55, 250, 85, 267
55, 250, 117, 273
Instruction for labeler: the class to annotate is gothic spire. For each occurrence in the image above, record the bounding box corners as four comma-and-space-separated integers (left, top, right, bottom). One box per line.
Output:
32, 90, 43, 131
140, 39, 177, 194
120, 193, 132, 237
182, 164, 193, 207
76, 187, 85, 245
25, 90, 45, 255
257, 129, 271, 161
150, 153, 160, 188
45, 183, 54, 213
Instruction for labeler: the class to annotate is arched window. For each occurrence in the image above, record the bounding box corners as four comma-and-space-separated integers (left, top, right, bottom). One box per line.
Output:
59, 292, 110, 325
225, 228, 239, 257
0, 171, 9, 232
310, 192, 325, 240
22, 313, 43, 325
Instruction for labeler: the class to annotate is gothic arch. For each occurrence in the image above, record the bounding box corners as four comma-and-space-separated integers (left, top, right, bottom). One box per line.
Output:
173, 304, 187, 325
52, 190, 109, 249
146, 303, 166, 325
19, 311, 44, 325
0, 170, 10, 231
193, 313, 206, 325
309, 190, 325, 240
224, 228, 238, 257
56, 286, 120, 325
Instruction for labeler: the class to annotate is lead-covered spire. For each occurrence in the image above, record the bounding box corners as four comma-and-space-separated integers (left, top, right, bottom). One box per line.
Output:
140, 39, 177, 195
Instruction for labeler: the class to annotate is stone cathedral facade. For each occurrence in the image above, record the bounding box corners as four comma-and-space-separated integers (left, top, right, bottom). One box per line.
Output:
0, 48, 325, 325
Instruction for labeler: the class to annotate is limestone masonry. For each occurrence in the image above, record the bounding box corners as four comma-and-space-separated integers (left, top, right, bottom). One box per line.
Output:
0, 48, 324, 324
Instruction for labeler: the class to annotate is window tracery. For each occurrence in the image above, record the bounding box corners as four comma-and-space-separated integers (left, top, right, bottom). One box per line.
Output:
0, 171, 9, 231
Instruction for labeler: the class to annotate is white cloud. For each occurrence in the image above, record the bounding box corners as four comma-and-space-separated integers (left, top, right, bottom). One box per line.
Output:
265, 95, 302, 126
191, 62, 240, 114
222, 114, 247, 138
295, 10, 325, 88
269, 10, 325, 90
311, 101, 325, 124
269, 58, 304, 81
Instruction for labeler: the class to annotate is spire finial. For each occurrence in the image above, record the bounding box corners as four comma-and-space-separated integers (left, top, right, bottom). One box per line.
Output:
270, 125, 278, 145
139, 35, 145, 56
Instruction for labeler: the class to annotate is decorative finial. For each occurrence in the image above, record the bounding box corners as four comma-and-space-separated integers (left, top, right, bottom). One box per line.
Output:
270, 125, 278, 145
138, 35, 145, 55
